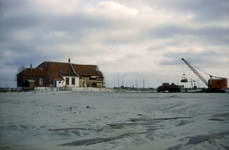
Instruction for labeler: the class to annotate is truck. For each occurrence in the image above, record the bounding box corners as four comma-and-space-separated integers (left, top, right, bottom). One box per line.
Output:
157, 83, 181, 92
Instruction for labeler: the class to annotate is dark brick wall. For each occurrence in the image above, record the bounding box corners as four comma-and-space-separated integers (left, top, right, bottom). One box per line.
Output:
17, 75, 49, 87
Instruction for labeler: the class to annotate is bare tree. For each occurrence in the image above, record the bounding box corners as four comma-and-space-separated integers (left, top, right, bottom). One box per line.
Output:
14, 65, 25, 82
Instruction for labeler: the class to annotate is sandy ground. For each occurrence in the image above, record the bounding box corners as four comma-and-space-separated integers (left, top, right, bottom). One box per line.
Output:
0, 90, 229, 150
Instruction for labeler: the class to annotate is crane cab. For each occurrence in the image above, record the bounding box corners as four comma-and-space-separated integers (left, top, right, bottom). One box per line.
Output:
208, 78, 228, 91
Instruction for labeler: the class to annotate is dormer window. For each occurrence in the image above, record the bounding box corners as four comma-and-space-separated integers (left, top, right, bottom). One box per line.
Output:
95, 66, 99, 71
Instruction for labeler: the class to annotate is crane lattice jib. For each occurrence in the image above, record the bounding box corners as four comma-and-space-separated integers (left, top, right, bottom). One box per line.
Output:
181, 58, 208, 86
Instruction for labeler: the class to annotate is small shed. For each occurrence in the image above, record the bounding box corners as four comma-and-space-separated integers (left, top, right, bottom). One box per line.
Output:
27, 79, 35, 90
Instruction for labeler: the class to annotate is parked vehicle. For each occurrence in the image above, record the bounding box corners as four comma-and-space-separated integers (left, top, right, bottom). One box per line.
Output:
157, 83, 181, 92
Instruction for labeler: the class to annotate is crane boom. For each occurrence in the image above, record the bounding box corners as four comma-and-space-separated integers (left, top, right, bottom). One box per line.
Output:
181, 58, 208, 86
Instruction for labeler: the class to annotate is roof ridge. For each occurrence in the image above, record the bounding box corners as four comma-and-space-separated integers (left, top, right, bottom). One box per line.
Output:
43, 61, 67, 64
42, 61, 97, 66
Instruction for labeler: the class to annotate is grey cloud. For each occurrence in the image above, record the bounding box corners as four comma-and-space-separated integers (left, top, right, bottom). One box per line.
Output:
160, 50, 228, 69
148, 45, 166, 51
196, 27, 229, 45
104, 36, 138, 45
167, 0, 229, 22
125, 54, 142, 59
150, 25, 187, 38
133, 0, 229, 22
1, 14, 109, 35
159, 59, 182, 66
1, 50, 51, 68
148, 25, 229, 46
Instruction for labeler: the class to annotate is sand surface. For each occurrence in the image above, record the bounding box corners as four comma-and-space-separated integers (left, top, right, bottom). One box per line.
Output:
0, 90, 229, 150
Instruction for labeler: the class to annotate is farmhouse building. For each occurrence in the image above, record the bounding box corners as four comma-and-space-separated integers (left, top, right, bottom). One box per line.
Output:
17, 64, 49, 90
17, 59, 104, 90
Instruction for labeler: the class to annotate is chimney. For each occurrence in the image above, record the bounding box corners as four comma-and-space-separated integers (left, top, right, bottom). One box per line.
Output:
30, 63, 32, 71
68, 58, 70, 63
47, 62, 49, 75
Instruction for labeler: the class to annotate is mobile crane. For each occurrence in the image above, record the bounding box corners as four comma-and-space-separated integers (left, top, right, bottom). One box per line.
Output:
181, 58, 228, 92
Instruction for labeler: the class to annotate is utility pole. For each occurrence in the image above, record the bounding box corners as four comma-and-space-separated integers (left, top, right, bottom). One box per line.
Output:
117, 74, 119, 88
143, 78, 145, 89
113, 78, 115, 88
136, 75, 138, 88
122, 76, 124, 86
198, 78, 199, 88
6, 79, 8, 88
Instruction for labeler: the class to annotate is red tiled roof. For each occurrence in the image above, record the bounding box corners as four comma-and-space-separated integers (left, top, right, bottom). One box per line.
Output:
37, 62, 75, 80
71, 64, 103, 77
36, 61, 103, 80
56, 78, 64, 81
60, 71, 77, 77
18, 68, 49, 76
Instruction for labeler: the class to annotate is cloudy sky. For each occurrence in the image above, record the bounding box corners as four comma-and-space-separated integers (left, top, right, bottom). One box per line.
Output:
0, 0, 229, 88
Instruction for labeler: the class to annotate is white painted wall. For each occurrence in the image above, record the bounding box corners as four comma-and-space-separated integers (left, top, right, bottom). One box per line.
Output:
56, 80, 64, 87
63, 76, 79, 87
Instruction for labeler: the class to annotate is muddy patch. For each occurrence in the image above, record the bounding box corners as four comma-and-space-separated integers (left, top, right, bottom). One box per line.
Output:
49, 127, 102, 131
130, 117, 191, 122
182, 132, 229, 146
166, 144, 182, 150
212, 113, 229, 118
107, 123, 137, 129
59, 132, 145, 146
208, 118, 224, 121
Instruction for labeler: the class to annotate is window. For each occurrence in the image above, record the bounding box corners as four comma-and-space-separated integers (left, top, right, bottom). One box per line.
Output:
66, 78, 69, 85
49, 80, 53, 85
72, 78, 75, 85
39, 78, 43, 85
92, 82, 97, 87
